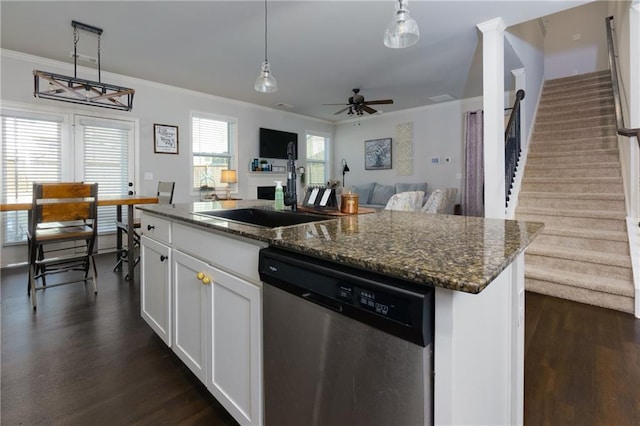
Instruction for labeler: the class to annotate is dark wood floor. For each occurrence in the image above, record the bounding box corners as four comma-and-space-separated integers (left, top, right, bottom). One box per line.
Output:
524, 292, 640, 425
2, 255, 639, 425
1, 254, 237, 425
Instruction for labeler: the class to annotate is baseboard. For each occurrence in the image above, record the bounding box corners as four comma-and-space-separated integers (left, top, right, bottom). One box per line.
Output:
627, 217, 640, 318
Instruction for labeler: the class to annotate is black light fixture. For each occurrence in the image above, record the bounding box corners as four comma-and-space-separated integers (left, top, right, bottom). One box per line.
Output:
33, 21, 135, 111
341, 159, 350, 187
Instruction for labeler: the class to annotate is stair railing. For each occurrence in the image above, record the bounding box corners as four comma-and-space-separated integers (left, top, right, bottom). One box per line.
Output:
606, 16, 640, 223
504, 89, 525, 208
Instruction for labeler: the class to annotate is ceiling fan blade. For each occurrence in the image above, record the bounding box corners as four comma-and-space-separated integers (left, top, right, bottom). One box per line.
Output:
323, 103, 349, 106
334, 107, 351, 115
363, 99, 394, 106
362, 105, 378, 114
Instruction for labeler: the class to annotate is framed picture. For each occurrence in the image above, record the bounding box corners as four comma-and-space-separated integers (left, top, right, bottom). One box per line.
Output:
154, 123, 179, 154
365, 138, 392, 170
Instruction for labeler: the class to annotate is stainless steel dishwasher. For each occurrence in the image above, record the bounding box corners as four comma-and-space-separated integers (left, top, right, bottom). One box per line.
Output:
259, 247, 434, 426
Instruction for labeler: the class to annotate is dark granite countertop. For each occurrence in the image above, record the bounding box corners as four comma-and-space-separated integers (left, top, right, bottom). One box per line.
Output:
137, 200, 543, 294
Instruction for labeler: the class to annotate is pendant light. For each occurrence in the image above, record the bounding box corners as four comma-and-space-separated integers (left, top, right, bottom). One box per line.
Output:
254, 0, 277, 93
384, 0, 420, 49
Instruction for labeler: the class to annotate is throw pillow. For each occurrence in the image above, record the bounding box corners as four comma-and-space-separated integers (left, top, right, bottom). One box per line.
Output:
351, 182, 375, 205
395, 182, 428, 194
370, 183, 396, 206
385, 191, 425, 212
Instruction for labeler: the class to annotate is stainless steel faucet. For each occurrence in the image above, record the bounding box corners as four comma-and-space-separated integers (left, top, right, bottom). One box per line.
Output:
284, 141, 297, 211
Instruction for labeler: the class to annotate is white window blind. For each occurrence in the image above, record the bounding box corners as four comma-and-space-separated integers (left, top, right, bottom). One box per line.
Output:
76, 116, 133, 234
306, 133, 329, 185
2, 112, 63, 244
192, 113, 237, 191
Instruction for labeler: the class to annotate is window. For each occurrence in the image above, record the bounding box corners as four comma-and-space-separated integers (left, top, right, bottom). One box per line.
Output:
1, 108, 135, 244
192, 112, 237, 193
306, 132, 329, 185
2, 111, 64, 244
75, 115, 134, 233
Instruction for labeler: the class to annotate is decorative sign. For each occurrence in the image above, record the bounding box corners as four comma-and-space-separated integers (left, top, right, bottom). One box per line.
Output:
154, 123, 179, 154
395, 122, 413, 176
365, 138, 392, 170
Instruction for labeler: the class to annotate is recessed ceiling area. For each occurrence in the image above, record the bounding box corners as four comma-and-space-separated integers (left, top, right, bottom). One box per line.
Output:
0, 1, 593, 122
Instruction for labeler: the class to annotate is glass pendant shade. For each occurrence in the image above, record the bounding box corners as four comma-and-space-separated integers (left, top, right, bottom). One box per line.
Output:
384, 0, 420, 49
254, 60, 277, 93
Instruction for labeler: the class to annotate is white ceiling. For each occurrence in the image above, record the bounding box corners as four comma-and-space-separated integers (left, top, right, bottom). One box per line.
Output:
1, 1, 592, 122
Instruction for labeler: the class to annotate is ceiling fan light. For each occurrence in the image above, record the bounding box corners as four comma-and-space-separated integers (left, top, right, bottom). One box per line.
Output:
384, 0, 420, 48
254, 61, 277, 93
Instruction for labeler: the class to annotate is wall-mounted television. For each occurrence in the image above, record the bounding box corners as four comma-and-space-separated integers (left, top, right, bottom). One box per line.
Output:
259, 127, 298, 159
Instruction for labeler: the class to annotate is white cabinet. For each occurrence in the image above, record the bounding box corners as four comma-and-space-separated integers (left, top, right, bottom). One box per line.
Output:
172, 250, 212, 383
140, 235, 172, 346
140, 212, 266, 426
209, 267, 262, 426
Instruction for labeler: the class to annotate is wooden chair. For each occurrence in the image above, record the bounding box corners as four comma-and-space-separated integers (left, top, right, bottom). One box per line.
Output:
113, 181, 174, 279
27, 182, 99, 310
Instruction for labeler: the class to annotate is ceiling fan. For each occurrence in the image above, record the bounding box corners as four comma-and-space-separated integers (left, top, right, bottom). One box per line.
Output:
324, 89, 394, 116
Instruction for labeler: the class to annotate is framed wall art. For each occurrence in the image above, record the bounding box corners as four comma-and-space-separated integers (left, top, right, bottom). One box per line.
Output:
154, 123, 179, 154
364, 138, 392, 170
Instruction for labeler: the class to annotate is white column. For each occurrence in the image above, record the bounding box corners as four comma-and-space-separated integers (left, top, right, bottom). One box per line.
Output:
631, 1, 639, 129
478, 17, 507, 219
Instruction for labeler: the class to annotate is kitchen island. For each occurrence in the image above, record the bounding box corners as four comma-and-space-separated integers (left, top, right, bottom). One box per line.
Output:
137, 199, 543, 426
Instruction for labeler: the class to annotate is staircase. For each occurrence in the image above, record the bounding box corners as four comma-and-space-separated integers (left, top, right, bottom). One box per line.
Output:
515, 70, 634, 314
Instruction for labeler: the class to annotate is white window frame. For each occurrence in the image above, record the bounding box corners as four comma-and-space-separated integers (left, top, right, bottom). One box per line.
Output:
1, 103, 137, 245
305, 130, 331, 186
190, 111, 238, 195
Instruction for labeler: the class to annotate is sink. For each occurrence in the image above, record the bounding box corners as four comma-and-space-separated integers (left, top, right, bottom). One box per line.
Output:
193, 208, 331, 228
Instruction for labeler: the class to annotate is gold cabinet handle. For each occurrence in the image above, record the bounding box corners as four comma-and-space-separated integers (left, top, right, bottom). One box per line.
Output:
196, 271, 205, 280
202, 275, 211, 285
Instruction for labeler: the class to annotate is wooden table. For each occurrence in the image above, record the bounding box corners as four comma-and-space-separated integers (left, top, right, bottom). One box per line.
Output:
1, 194, 158, 283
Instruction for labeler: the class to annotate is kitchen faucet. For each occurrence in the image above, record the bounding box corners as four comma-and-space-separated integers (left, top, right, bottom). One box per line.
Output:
284, 141, 297, 211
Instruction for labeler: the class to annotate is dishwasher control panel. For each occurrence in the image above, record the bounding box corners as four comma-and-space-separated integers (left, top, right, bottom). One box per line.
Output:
337, 284, 410, 325
260, 247, 433, 347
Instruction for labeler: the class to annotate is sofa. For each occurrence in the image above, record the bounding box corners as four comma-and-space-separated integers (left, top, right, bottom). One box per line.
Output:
351, 182, 429, 209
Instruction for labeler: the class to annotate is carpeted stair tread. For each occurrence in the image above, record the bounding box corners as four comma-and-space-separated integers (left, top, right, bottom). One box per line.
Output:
536, 105, 615, 122
538, 92, 614, 110
544, 69, 610, 86
538, 225, 628, 242
518, 191, 624, 201
532, 126, 617, 142
525, 279, 634, 314
526, 243, 632, 269
528, 147, 618, 156
522, 176, 622, 184
535, 115, 615, 131
516, 206, 626, 220
524, 164, 621, 178
525, 265, 634, 297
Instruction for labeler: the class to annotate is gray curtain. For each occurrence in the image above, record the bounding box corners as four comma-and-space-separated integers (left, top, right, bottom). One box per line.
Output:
463, 110, 484, 217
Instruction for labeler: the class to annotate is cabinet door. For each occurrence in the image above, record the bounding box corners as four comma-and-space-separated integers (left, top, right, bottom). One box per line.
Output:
140, 235, 171, 346
172, 250, 212, 383
209, 267, 262, 426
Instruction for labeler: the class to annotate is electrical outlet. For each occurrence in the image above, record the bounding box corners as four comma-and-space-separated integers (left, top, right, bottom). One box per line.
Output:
572, 33, 581, 41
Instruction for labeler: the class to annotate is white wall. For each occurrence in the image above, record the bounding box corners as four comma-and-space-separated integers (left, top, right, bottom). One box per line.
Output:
0, 49, 333, 266
0, 50, 334, 202
332, 98, 485, 204
506, 18, 546, 147
544, 0, 610, 79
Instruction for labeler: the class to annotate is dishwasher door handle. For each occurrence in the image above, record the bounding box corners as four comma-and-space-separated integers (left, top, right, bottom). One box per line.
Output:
302, 292, 343, 313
